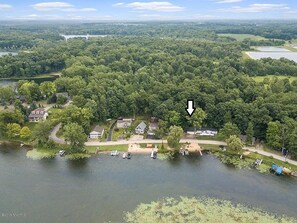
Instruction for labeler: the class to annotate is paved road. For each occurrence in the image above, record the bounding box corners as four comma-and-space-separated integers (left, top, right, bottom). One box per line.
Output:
107, 120, 117, 142
85, 139, 226, 146
49, 125, 297, 166
244, 146, 297, 166
49, 123, 65, 144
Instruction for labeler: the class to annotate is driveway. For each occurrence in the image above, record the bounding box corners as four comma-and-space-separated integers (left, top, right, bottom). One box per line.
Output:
49, 123, 65, 144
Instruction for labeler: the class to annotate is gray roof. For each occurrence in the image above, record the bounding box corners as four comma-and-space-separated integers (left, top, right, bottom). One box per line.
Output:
91, 125, 104, 133
136, 121, 146, 131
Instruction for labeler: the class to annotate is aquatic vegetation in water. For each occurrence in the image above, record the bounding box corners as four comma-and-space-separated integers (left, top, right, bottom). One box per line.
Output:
213, 152, 252, 169
125, 197, 297, 223
65, 153, 91, 160
26, 149, 56, 160
157, 153, 174, 160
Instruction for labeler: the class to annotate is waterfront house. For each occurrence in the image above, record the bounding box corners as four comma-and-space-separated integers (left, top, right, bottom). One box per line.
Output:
29, 108, 48, 122
117, 118, 133, 129
135, 121, 147, 134
187, 127, 218, 136
89, 125, 105, 139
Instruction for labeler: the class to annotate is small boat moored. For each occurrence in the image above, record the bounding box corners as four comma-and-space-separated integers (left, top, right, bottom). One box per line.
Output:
151, 150, 157, 159
122, 153, 127, 159
111, 150, 119, 156
127, 152, 131, 159
270, 164, 283, 175
59, 150, 66, 156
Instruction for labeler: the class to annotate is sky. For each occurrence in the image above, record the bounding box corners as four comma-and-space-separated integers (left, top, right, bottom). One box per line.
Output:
0, 0, 297, 21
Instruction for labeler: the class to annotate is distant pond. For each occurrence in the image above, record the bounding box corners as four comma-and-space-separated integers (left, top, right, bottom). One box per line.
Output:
0, 75, 59, 87
0, 143, 297, 223
0, 51, 18, 57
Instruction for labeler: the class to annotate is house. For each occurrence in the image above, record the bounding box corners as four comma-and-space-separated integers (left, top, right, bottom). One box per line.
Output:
135, 121, 147, 134
29, 108, 48, 122
186, 127, 197, 135
187, 127, 218, 136
117, 118, 133, 129
89, 125, 105, 139
56, 92, 70, 100
148, 117, 159, 136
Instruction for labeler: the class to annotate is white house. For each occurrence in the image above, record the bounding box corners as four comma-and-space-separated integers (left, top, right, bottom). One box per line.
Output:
29, 108, 48, 122
117, 118, 132, 129
187, 127, 218, 136
135, 121, 147, 134
89, 125, 105, 139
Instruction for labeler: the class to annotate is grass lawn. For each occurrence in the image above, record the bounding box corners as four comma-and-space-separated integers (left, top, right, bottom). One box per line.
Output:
218, 34, 267, 41
112, 128, 126, 141
86, 145, 128, 153
252, 75, 297, 83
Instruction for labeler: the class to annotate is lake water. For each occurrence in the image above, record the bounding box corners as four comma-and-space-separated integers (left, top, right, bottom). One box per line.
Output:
0, 76, 58, 87
0, 52, 18, 57
256, 47, 290, 52
247, 52, 297, 62
1, 143, 297, 223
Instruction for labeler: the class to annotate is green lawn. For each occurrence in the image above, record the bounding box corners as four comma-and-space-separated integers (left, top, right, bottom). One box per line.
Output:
252, 75, 297, 83
218, 34, 266, 41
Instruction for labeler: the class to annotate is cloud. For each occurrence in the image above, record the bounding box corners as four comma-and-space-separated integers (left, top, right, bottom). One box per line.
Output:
218, 4, 289, 13
113, 1, 184, 12
216, 0, 242, 3
32, 2, 96, 12
0, 4, 12, 10
14, 14, 113, 21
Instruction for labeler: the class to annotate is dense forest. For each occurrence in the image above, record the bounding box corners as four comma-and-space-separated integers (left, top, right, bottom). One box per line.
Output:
1, 21, 297, 157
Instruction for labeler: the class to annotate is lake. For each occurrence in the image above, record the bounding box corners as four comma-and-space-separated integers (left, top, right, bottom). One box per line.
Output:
256, 47, 290, 52
0, 76, 58, 87
247, 52, 297, 62
1, 143, 297, 223
0, 52, 18, 57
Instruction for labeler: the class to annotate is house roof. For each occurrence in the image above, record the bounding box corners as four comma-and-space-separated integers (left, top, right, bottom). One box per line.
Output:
136, 121, 146, 131
91, 125, 104, 133
56, 92, 69, 97
29, 109, 47, 118
187, 127, 218, 132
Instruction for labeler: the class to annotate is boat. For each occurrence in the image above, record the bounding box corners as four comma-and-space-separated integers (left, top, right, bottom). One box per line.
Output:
184, 149, 189, 156
291, 171, 297, 178
151, 150, 157, 159
59, 150, 65, 156
20, 143, 24, 147
282, 167, 292, 175
111, 150, 119, 156
122, 153, 127, 159
270, 164, 283, 175
127, 152, 131, 159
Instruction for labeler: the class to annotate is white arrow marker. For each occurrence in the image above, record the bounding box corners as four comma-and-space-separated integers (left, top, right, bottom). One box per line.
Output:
186, 100, 196, 117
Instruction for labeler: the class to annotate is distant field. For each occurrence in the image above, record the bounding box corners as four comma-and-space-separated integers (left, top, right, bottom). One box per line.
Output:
218, 34, 266, 41
252, 75, 297, 83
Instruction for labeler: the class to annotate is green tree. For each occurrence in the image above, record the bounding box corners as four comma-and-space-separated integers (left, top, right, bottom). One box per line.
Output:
7, 123, 21, 139
245, 122, 254, 145
186, 107, 207, 129
226, 135, 244, 151
219, 122, 240, 140
40, 81, 56, 99
56, 94, 67, 105
167, 126, 184, 150
63, 123, 87, 153
266, 121, 282, 150
18, 81, 41, 103
32, 121, 54, 145
287, 128, 297, 159
20, 126, 31, 140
